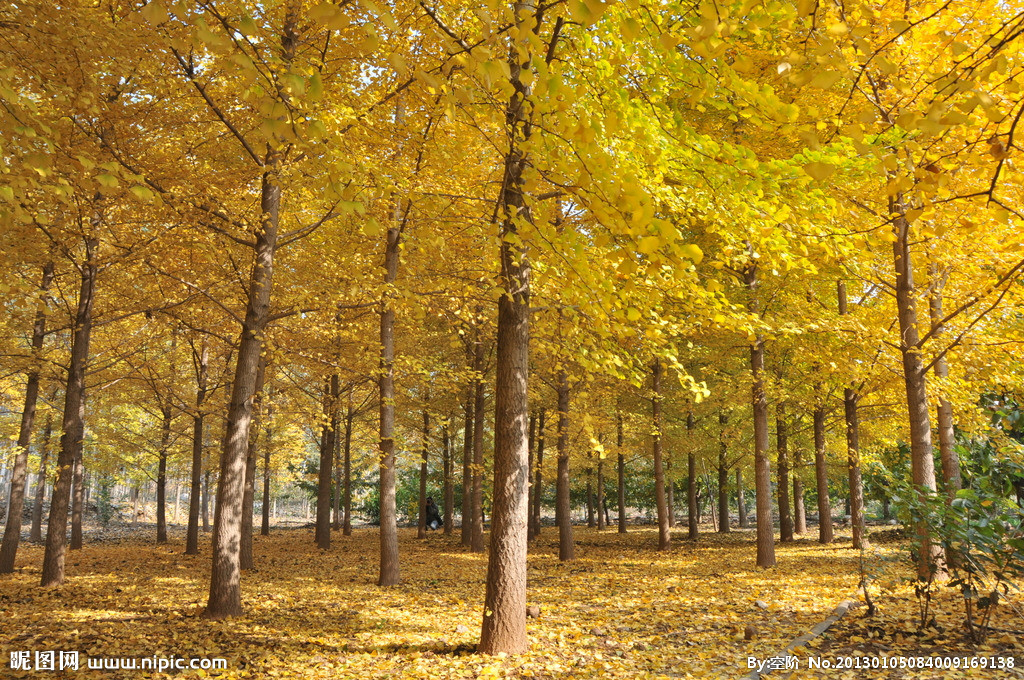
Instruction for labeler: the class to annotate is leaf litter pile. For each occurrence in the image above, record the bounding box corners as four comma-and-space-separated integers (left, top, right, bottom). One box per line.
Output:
2, 526, 1022, 679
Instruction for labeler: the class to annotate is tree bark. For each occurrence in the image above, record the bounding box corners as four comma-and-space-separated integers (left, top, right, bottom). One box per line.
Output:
813, 407, 833, 543
526, 411, 536, 540
240, 359, 266, 570
586, 461, 595, 528
717, 413, 729, 533
928, 264, 962, 495
70, 424, 84, 550
316, 375, 335, 550
666, 460, 675, 528
531, 409, 544, 538
745, 262, 776, 568
736, 468, 747, 529
617, 412, 627, 533
685, 412, 697, 541
343, 395, 353, 536
261, 413, 272, 537
471, 338, 486, 553
157, 402, 172, 543
596, 456, 605, 531
417, 405, 430, 539
461, 383, 474, 547
555, 370, 574, 561
442, 423, 453, 535
793, 445, 806, 535
0, 261, 53, 573
838, 281, 867, 551
777, 405, 793, 542
42, 236, 98, 587
652, 359, 670, 550
186, 340, 208, 554
30, 415, 53, 543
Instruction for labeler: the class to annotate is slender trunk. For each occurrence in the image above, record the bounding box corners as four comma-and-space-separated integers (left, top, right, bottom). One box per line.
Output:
442, 424, 453, 535
70, 425, 84, 550
666, 460, 675, 528
813, 407, 833, 543
555, 370, 574, 561
261, 421, 271, 537
793, 446, 806, 535
838, 281, 867, 551
316, 375, 335, 550
187, 341, 209, 554
42, 237, 98, 586
928, 264, 961, 495
718, 413, 729, 533
202, 470, 210, 532
0, 262, 53, 572
378, 215, 401, 585
240, 361, 266, 570
204, 146, 284, 617
531, 410, 544, 538
342, 397, 353, 536
332, 397, 341, 532
157, 402, 172, 543
471, 338, 486, 553
777, 406, 793, 542
526, 411, 536, 541
652, 359, 670, 550
417, 406, 430, 539
746, 262, 776, 568
30, 415, 54, 543
736, 468, 747, 528
461, 384, 474, 547
617, 413, 627, 533
173, 481, 180, 524
596, 456, 605, 531
586, 462, 595, 528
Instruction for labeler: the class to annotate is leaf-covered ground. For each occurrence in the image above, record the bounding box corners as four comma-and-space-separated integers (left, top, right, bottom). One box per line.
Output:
1, 525, 1021, 678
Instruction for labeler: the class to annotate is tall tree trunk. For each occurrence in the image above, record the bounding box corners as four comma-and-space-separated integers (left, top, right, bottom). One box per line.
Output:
261, 419, 272, 538
316, 375, 335, 550
461, 384, 474, 547
202, 469, 210, 532
838, 281, 867, 551
332, 394, 341, 532
417, 405, 430, 539
928, 264, 962, 495
378, 197, 402, 586
718, 413, 729, 533
813, 407, 833, 543
686, 412, 698, 541
531, 409, 544, 538
745, 262, 776, 568
342, 397, 353, 536
596, 456, 605, 531
555, 370, 574, 561
617, 412, 627, 534
777, 406, 793, 543
471, 339, 486, 553
526, 411, 536, 540
70, 425, 84, 550
42, 237, 98, 586
652, 359, 670, 550
442, 423, 453, 535
793, 446, 806, 535
586, 461, 595, 528
204, 148, 284, 617
240, 360, 266, 570
0, 262, 53, 573
30, 415, 53, 543
186, 340, 209, 554
157, 402, 172, 543
666, 460, 675, 528
890, 199, 940, 577
478, 10, 541, 651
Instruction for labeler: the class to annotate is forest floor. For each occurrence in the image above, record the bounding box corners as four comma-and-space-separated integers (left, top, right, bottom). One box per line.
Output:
1, 524, 1022, 679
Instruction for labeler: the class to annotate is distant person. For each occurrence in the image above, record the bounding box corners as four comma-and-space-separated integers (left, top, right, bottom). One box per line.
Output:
425, 497, 442, 531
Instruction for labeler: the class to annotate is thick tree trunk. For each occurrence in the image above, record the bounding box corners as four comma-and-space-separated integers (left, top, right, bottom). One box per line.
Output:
378, 202, 402, 586
555, 370, 574, 561
793, 446, 806, 535
0, 262, 53, 573
204, 156, 282, 617
478, 13, 538, 650
471, 340, 486, 553
890, 201, 939, 577
42, 237, 98, 587
617, 413, 627, 533
736, 468, 747, 528
813, 407, 833, 543
718, 413, 729, 533
777, 406, 793, 543
343, 398, 353, 536
157, 403, 172, 543
442, 424, 453, 535
531, 409, 544, 538
928, 265, 962, 495
838, 282, 867, 551
316, 375, 335, 550
461, 385, 474, 547
417, 406, 430, 539
30, 415, 53, 543
745, 262, 776, 568
187, 341, 209, 554
652, 360, 670, 550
